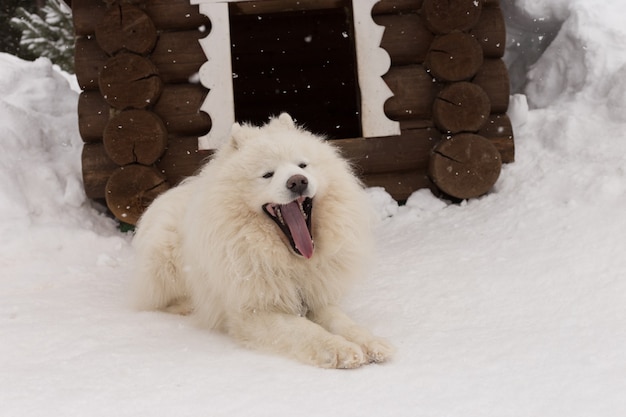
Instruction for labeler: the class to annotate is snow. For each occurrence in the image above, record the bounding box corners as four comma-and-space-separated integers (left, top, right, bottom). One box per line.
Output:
2, 1, 626, 415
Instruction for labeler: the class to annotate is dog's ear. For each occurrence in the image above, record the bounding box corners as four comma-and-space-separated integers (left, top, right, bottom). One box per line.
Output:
229, 122, 243, 150
274, 113, 296, 129
227, 122, 255, 150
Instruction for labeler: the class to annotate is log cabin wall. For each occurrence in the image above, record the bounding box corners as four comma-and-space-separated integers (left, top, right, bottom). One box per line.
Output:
74, 0, 211, 223
373, 0, 513, 200
75, 0, 514, 224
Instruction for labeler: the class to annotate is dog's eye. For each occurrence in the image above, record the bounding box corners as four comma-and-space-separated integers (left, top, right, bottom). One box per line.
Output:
262, 172, 274, 179
298, 163, 307, 169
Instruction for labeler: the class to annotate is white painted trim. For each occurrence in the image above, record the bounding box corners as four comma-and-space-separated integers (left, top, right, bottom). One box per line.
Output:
352, 0, 400, 138
191, 0, 400, 150
191, 1, 235, 150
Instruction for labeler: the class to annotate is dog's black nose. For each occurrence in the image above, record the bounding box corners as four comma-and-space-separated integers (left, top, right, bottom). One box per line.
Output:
286, 174, 308, 195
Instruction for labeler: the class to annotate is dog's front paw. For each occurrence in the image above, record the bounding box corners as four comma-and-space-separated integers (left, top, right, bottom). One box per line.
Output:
361, 336, 395, 364
309, 336, 366, 369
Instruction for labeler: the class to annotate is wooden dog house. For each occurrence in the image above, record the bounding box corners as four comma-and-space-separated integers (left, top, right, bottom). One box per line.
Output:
74, 0, 514, 224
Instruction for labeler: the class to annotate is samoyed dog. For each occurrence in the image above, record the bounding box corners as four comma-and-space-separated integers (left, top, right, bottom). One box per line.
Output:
132, 113, 393, 368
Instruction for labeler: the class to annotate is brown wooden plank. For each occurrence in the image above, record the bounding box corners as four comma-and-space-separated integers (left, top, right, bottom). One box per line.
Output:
333, 128, 438, 174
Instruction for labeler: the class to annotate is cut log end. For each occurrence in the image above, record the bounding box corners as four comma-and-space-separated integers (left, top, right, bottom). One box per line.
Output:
95, 4, 158, 56
425, 32, 484, 82
105, 164, 169, 225
429, 133, 502, 199
99, 53, 162, 110
433, 82, 491, 133
103, 109, 168, 166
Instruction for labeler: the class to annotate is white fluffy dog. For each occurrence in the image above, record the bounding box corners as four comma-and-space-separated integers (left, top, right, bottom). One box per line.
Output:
132, 114, 394, 368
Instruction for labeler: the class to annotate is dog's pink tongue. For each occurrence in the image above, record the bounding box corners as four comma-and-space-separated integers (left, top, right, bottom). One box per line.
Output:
281, 201, 314, 259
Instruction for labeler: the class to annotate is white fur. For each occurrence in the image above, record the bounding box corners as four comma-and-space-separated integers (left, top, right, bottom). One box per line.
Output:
132, 113, 394, 368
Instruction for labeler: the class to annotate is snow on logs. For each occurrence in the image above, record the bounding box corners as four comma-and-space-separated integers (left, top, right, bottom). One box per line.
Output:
75, 0, 513, 224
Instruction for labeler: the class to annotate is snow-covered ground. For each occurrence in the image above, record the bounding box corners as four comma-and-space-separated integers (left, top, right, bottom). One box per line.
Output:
2, 1, 626, 416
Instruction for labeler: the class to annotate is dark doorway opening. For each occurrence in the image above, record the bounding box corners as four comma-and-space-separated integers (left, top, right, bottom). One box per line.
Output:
229, 1, 361, 139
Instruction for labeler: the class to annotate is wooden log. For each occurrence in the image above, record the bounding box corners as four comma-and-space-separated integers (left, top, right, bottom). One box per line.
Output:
229, 0, 345, 15
151, 30, 207, 84
82, 142, 117, 199
95, 4, 157, 56
78, 90, 110, 142
103, 110, 168, 166
473, 59, 510, 114
157, 136, 208, 182
373, 0, 499, 15
384, 64, 508, 123
82, 128, 439, 201
421, 0, 483, 34
105, 164, 169, 225
425, 32, 484, 82
99, 53, 162, 110
374, 7, 506, 65
82, 138, 204, 200
478, 113, 514, 163
376, 13, 434, 66
72, 0, 208, 36
146, 0, 210, 31
373, 0, 422, 15
429, 133, 501, 199
74, 36, 109, 91
383, 65, 441, 121
152, 84, 211, 136
433, 82, 491, 133
470, 5, 506, 58
77, 84, 211, 141
72, 0, 106, 36
334, 128, 439, 174
101, 164, 433, 222
76, 33, 205, 88
375, 5, 506, 64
